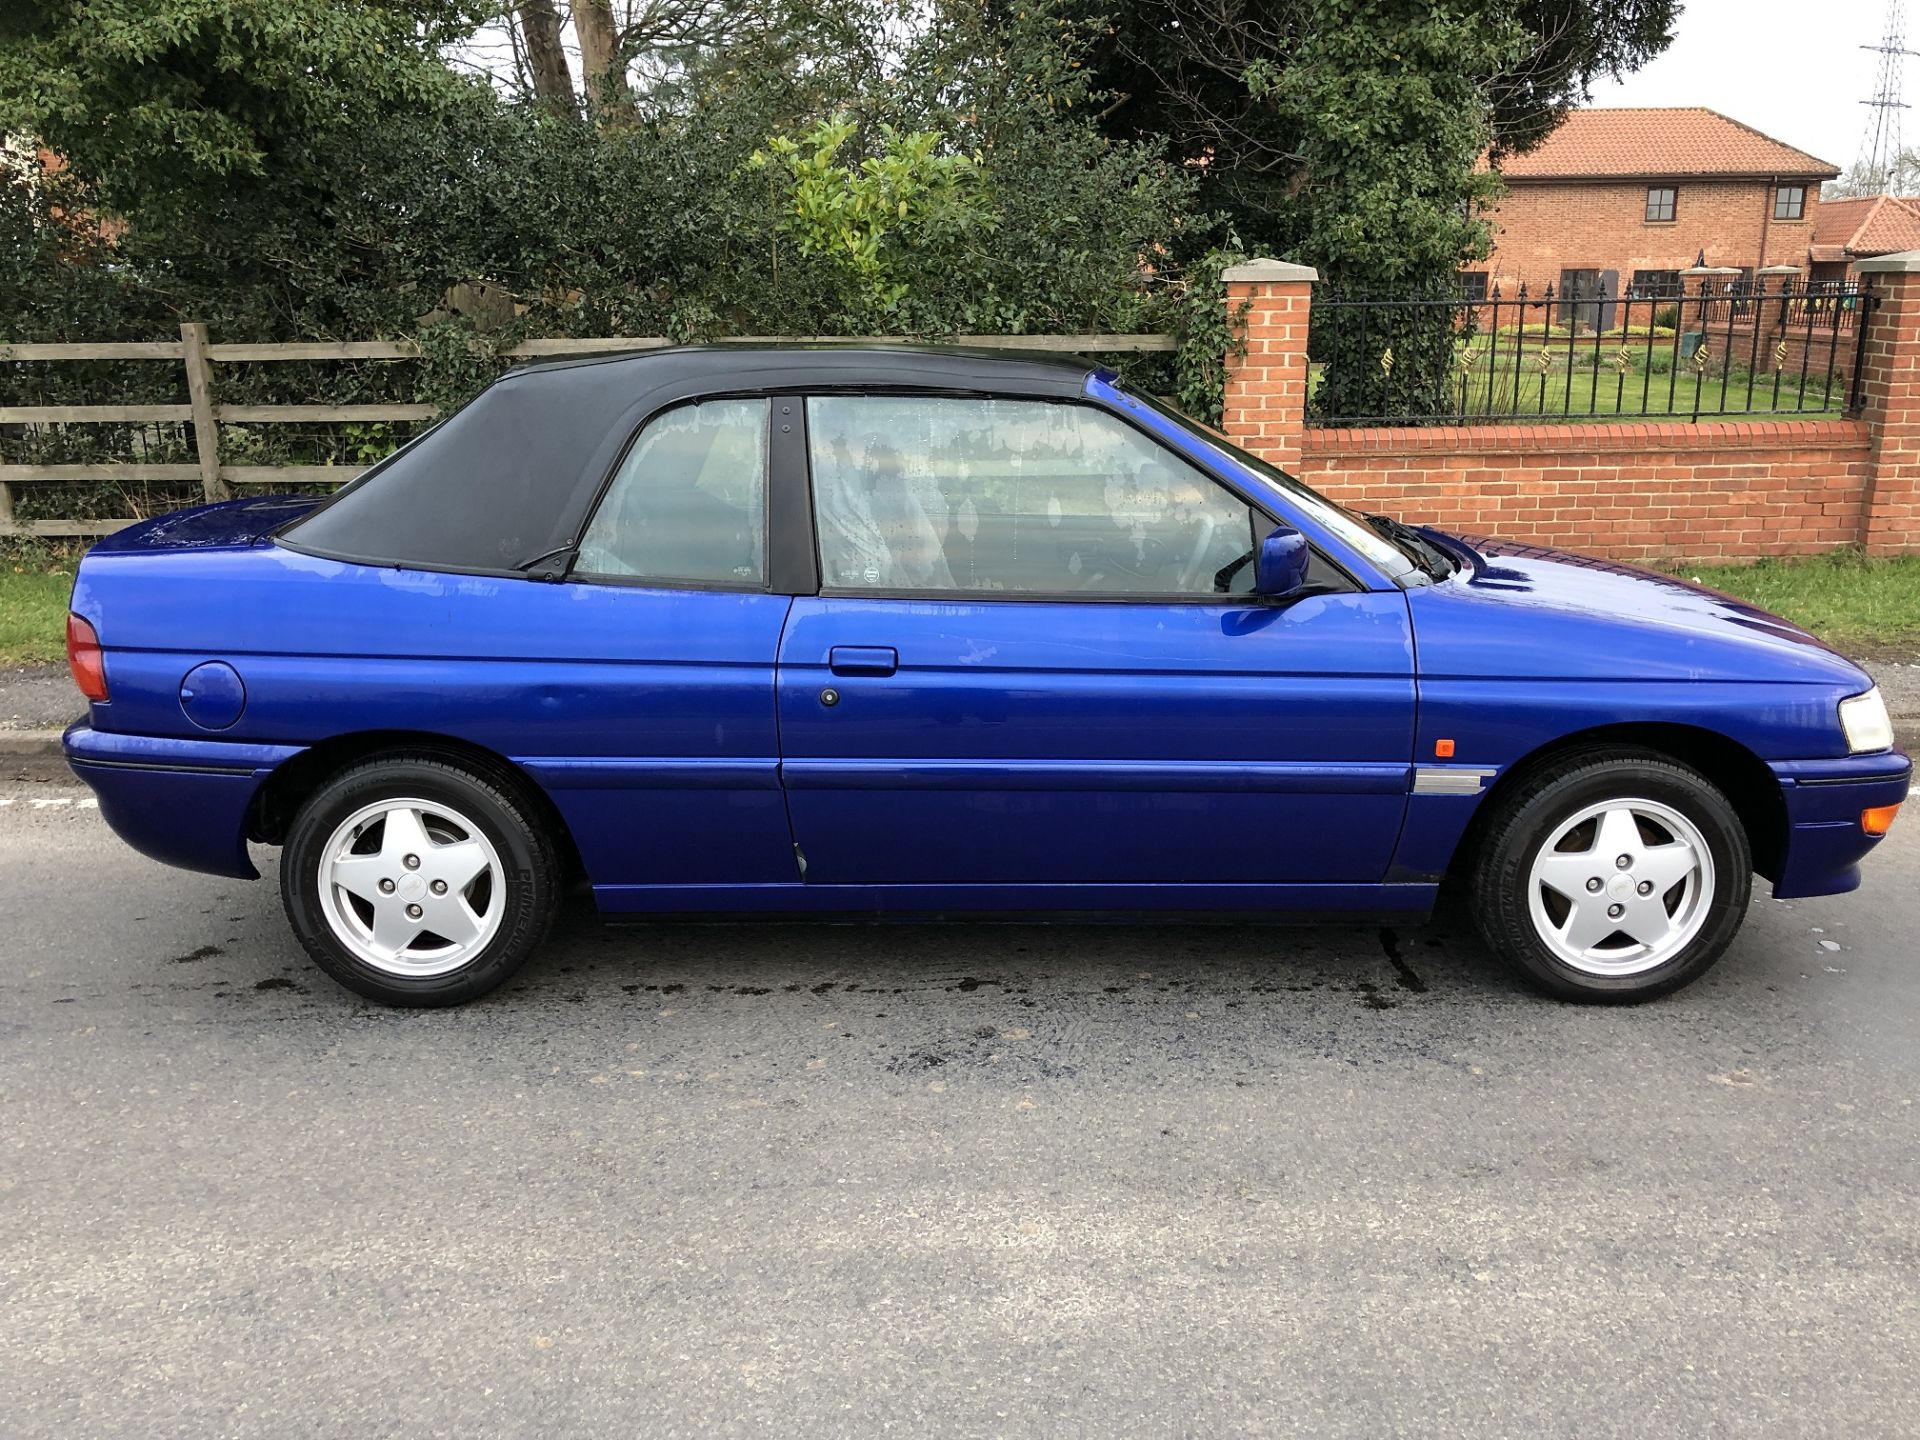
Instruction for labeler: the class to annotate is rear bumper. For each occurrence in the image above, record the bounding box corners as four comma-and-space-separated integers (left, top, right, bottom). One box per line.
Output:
1769, 752, 1912, 899
63, 724, 301, 879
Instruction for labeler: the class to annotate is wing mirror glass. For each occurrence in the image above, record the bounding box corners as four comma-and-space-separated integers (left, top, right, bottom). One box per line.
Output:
1253, 524, 1312, 600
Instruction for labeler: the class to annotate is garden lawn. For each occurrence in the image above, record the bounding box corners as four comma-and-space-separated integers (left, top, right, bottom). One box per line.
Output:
1682, 553, 1920, 655
0, 567, 73, 666
1457, 367, 1843, 423
1307, 346, 1848, 424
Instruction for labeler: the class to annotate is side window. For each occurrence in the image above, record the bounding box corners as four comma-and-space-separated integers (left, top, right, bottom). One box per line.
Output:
575, 399, 768, 586
807, 396, 1259, 597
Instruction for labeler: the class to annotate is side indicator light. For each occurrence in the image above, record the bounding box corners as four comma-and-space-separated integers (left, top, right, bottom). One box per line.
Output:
1434, 739, 1456, 758
1863, 803, 1902, 837
66, 613, 109, 702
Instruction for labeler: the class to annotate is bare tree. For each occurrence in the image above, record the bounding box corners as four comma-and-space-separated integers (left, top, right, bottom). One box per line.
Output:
612, 0, 766, 110
572, 0, 637, 118
1826, 154, 1920, 199
490, 0, 866, 119
516, 0, 576, 109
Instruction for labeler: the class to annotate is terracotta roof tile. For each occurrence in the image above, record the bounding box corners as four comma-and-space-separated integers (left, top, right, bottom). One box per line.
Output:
1810, 193, 1920, 259
1811, 196, 1877, 247
1495, 108, 1839, 181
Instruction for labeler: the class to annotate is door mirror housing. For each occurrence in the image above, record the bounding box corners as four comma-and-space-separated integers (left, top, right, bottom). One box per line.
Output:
1253, 525, 1312, 600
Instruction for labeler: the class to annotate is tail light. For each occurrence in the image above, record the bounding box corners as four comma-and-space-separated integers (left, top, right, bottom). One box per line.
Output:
66, 613, 109, 702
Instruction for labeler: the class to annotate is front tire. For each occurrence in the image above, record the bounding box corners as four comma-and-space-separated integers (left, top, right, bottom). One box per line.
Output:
281, 755, 559, 1006
1470, 748, 1752, 1002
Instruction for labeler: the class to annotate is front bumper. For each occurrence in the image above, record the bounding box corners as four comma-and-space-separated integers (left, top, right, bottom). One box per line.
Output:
1769, 751, 1913, 899
64, 724, 302, 879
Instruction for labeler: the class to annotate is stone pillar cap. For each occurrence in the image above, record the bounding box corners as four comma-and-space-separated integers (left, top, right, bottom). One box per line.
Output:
1220, 259, 1320, 284
1854, 250, 1920, 273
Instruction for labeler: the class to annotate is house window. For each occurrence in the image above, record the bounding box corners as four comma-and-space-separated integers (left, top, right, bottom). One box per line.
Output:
1630, 269, 1682, 299
1645, 187, 1677, 223
1457, 270, 1489, 303
1775, 185, 1806, 221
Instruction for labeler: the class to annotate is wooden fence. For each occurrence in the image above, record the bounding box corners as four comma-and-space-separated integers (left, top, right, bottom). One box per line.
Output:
0, 325, 1177, 538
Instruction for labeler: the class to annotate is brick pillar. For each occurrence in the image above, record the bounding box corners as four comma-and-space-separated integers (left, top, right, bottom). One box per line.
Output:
1221, 259, 1318, 473
1852, 251, 1920, 555
1757, 264, 1798, 327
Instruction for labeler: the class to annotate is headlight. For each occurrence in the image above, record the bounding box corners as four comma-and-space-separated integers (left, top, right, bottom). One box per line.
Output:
1839, 687, 1894, 754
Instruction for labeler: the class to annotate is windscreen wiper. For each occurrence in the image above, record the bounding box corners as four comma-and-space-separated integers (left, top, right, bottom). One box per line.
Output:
1364, 514, 1454, 580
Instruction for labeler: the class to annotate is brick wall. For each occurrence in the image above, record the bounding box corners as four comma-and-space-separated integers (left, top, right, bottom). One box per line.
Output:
1221, 255, 1920, 562
1697, 321, 1856, 389
1297, 422, 1871, 563
1477, 179, 1819, 295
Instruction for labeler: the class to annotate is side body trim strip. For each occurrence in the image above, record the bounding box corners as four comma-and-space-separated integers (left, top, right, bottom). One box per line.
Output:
1411, 767, 1497, 796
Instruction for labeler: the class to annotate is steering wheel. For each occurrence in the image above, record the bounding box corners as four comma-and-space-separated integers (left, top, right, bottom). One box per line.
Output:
1064, 535, 1176, 592
1212, 546, 1256, 592
1175, 515, 1219, 593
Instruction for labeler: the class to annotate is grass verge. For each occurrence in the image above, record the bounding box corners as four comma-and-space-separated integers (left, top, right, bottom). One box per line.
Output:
0, 565, 74, 667
1679, 552, 1920, 654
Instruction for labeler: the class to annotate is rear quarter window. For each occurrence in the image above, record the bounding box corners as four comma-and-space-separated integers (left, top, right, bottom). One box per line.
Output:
573, 399, 769, 587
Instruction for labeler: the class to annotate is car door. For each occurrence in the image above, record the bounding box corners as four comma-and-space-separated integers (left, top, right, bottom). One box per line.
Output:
775, 393, 1416, 895
533, 395, 796, 904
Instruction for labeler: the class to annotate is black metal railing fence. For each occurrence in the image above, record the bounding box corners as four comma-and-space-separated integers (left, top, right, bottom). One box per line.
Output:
1305, 277, 1875, 427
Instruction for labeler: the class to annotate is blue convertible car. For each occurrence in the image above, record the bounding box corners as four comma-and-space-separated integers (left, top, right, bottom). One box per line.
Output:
63, 346, 1908, 1005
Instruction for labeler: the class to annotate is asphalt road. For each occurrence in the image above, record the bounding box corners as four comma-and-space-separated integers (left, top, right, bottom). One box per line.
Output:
3, 777, 1918, 1438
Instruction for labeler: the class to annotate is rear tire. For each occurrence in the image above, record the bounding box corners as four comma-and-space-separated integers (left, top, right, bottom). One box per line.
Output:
1470, 748, 1752, 1002
280, 755, 559, 1006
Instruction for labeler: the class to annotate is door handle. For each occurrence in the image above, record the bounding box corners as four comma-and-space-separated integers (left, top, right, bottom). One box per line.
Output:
828, 646, 898, 677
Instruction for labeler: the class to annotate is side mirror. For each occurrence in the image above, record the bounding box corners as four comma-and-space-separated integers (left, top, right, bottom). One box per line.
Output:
1253, 524, 1311, 600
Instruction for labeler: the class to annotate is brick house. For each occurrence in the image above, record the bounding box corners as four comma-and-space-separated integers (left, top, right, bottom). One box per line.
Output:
1467, 108, 1839, 301
1807, 194, 1920, 282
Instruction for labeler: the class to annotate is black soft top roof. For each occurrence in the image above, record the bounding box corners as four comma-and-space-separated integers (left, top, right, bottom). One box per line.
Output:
280, 345, 1097, 573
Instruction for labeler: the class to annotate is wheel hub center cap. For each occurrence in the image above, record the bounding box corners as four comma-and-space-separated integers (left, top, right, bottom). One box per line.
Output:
1606, 872, 1636, 901
396, 873, 427, 902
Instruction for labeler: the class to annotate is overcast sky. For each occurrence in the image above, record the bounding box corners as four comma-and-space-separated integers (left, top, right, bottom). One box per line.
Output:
1587, 0, 1907, 174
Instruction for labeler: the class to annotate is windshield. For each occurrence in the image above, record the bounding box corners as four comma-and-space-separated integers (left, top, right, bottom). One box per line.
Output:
1113, 384, 1429, 582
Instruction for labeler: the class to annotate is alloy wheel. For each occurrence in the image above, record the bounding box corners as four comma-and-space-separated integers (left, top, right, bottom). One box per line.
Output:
1525, 797, 1715, 977
316, 797, 505, 977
